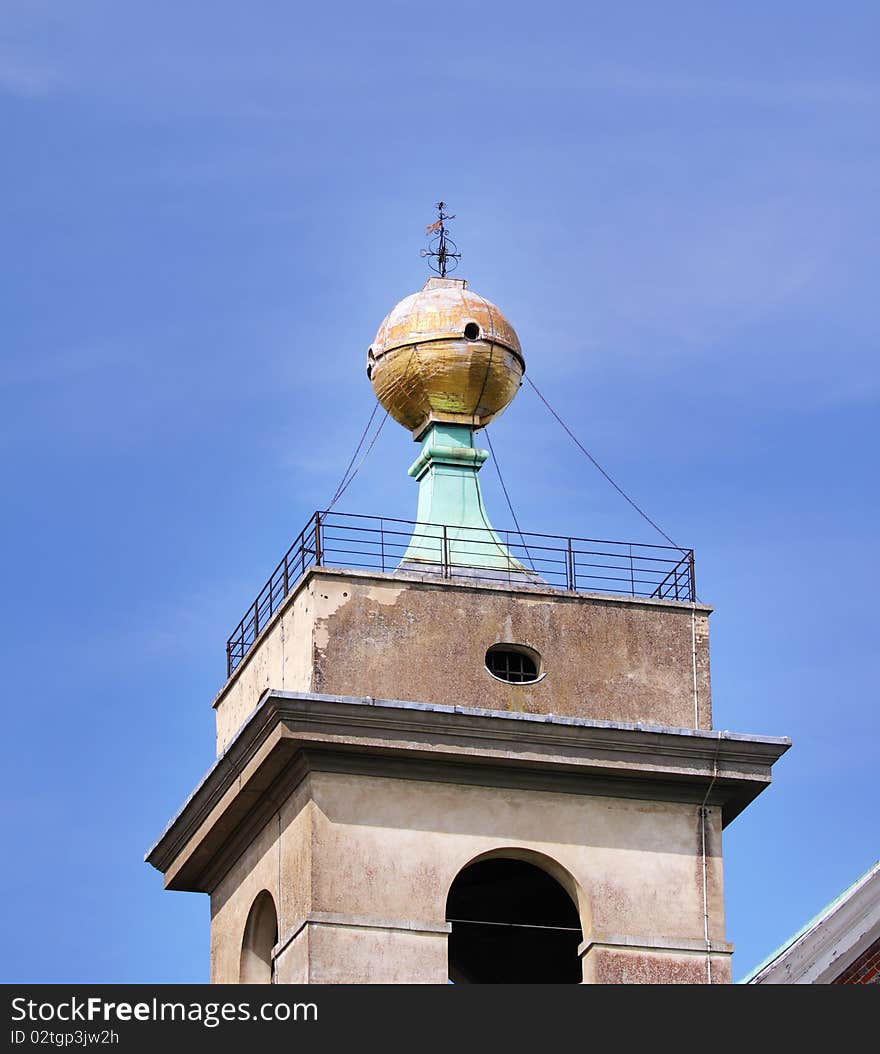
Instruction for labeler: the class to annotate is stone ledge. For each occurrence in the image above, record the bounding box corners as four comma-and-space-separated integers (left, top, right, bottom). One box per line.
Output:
578, 934, 733, 956
274, 912, 451, 960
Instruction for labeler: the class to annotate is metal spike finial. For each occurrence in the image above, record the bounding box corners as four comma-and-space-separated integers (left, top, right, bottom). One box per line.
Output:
420, 201, 461, 277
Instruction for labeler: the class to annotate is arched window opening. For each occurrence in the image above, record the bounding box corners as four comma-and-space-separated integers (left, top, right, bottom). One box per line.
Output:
239, 890, 278, 984
446, 857, 582, 983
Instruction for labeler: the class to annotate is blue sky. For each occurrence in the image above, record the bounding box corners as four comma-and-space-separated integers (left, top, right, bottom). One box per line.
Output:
1, 1, 877, 982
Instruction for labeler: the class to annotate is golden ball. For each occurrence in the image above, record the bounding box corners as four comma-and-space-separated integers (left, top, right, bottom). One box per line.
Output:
367, 277, 524, 436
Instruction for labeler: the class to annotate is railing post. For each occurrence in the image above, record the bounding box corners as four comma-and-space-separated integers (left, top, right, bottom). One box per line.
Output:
314, 511, 323, 566
380, 519, 386, 573
226, 641, 231, 678
283, 553, 289, 596
442, 525, 449, 578
629, 544, 635, 596
253, 600, 259, 639
566, 537, 574, 591
688, 551, 696, 601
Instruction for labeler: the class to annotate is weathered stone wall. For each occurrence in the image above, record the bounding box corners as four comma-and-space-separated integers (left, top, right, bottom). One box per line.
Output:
209, 770, 729, 984
215, 586, 315, 753
209, 778, 313, 984
214, 569, 712, 753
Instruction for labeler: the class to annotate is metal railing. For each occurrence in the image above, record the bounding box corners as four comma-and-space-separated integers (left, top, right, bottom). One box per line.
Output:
225, 510, 696, 676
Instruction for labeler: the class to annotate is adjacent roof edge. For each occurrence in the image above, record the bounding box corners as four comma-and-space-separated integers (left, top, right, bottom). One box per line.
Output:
740, 858, 880, 983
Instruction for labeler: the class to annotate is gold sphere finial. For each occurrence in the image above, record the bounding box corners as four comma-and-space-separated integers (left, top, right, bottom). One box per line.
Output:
367, 276, 525, 438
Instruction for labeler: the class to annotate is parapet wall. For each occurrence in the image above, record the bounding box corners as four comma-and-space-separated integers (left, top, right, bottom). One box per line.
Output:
213, 567, 712, 754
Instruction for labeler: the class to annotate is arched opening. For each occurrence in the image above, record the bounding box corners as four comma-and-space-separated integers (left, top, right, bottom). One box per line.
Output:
446, 855, 583, 983
239, 890, 278, 984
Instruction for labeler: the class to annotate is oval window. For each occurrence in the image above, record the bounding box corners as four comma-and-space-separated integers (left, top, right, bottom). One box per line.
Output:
485, 644, 542, 684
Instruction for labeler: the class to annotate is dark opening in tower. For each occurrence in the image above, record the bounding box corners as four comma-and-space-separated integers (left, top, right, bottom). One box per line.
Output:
239, 890, 278, 983
446, 857, 583, 983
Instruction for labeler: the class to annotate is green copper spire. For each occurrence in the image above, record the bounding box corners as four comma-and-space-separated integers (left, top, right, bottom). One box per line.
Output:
399, 422, 531, 578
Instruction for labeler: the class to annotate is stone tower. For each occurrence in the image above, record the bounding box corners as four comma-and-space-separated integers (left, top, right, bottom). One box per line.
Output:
146, 272, 789, 984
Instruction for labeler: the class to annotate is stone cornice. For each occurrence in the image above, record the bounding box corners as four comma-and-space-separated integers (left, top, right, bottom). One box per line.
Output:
146, 691, 789, 892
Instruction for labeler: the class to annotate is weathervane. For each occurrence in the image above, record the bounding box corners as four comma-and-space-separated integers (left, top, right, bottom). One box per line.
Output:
421, 201, 461, 277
